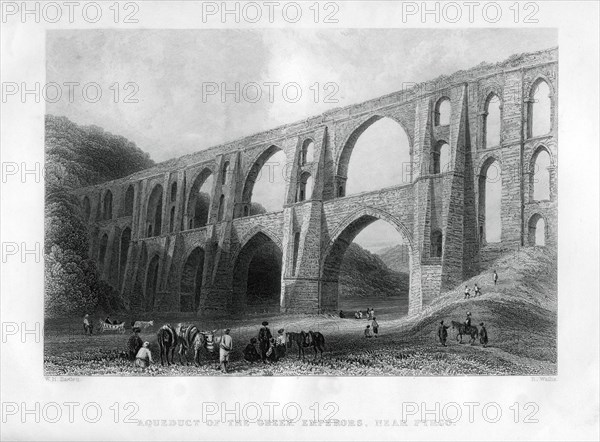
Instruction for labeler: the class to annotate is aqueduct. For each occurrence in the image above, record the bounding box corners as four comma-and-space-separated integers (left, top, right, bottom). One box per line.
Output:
73, 48, 558, 316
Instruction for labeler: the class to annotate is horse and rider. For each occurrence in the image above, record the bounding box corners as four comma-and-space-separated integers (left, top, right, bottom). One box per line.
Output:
450, 312, 480, 345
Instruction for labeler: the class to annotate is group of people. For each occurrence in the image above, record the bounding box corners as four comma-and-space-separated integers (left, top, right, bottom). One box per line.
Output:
243, 321, 286, 364
463, 270, 499, 299
346, 307, 376, 320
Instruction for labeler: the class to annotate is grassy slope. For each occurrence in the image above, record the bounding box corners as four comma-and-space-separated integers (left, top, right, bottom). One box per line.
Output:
44, 247, 557, 376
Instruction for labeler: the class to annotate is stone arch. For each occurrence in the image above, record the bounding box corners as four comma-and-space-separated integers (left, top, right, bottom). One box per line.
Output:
170, 181, 177, 202
221, 161, 230, 185
528, 77, 553, 138
186, 167, 213, 229
232, 225, 283, 265
478, 156, 502, 244
529, 145, 553, 202
482, 92, 502, 148
296, 171, 313, 202
118, 227, 132, 291
120, 185, 134, 217
240, 144, 283, 211
145, 184, 163, 237
336, 114, 412, 196
430, 229, 443, 258
82, 196, 91, 222
320, 207, 415, 313
300, 138, 314, 165
98, 233, 109, 270
527, 213, 546, 246
145, 254, 160, 311
102, 190, 113, 220
431, 140, 451, 174
434, 96, 451, 126
231, 231, 283, 313
180, 247, 205, 312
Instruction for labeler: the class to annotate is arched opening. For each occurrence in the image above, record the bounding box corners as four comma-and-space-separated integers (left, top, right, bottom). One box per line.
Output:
221, 161, 230, 185
322, 215, 411, 316
435, 97, 451, 126
431, 230, 443, 258
531, 147, 551, 201
296, 172, 313, 202
478, 158, 502, 244
339, 116, 411, 197
243, 205, 249, 217
98, 233, 109, 270
169, 206, 176, 232
121, 185, 134, 217
241, 145, 286, 215
102, 190, 113, 220
187, 169, 213, 229
529, 80, 552, 137
82, 196, 91, 222
300, 139, 314, 165
431, 141, 451, 174
180, 247, 205, 312
146, 184, 163, 237
145, 255, 160, 312
232, 232, 282, 314
170, 182, 177, 202
119, 227, 131, 290
528, 214, 546, 246
217, 194, 225, 222
292, 231, 301, 274
484, 93, 501, 148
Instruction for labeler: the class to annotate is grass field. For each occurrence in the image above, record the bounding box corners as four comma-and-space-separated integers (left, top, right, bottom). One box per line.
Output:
44, 247, 557, 376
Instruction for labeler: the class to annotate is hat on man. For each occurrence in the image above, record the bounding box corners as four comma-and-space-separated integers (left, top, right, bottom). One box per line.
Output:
262, 321, 268, 326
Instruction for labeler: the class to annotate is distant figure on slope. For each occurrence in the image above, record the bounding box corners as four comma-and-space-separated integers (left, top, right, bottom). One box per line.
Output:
371, 317, 379, 338
437, 320, 450, 346
479, 322, 488, 347
474, 284, 481, 297
339, 310, 345, 319
464, 286, 471, 299
83, 314, 93, 335
493, 270, 498, 286
364, 325, 373, 338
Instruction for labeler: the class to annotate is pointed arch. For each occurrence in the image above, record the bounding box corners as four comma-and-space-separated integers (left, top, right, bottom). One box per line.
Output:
483, 92, 502, 148
119, 227, 131, 290
435, 97, 451, 126
186, 168, 213, 229
478, 157, 502, 244
296, 171, 313, 202
300, 139, 314, 165
528, 78, 553, 137
120, 185, 134, 217
145, 184, 163, 237
528, 213, 546, 246
240, 144, 284, 213
180, 247, 205, 312
530, 146, 552, 201
102, 190, 113, 220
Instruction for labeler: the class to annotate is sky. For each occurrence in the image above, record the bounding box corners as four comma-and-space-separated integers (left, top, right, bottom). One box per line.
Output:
46, 28, 557, 251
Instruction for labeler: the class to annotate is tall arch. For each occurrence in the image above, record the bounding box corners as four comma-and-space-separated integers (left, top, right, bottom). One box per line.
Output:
102, 190, 113, 220
170, 181, 177, 202
530, 146, 552, 201
231, 231, 283, 313
483, 93, 501, 148
478, 157, 502, 244
146, 184, 163, 237
240, 144, 284, 214
120, 185, 134, 217
528, 214, 546, 246
435, 97, 451, 126
320, 209, 414, 313
119, 227, 131, 290
297, 172, 313, 202
180, 247, 205, 312
186, 168, 213, 229
221, 161, 230, 185
145, 255, 160, 311
528, 79, 552, 137
431, 141, 451, 174
300, 139, 314, 165
337, 115, 411, 197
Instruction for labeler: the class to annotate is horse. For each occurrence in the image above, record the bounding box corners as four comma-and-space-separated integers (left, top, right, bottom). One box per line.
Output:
287, 331, 325, 360
451, 321, 479, 345
132, 320, 154, 331
157, 324, 178, 365
176, 324, 218, 366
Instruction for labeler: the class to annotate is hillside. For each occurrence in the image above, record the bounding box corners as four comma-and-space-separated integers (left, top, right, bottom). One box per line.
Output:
339, 243, 409, 299
378, 244, 411, 273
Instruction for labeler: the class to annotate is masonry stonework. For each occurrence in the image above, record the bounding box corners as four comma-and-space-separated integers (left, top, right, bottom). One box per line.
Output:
73, 48, 558, 317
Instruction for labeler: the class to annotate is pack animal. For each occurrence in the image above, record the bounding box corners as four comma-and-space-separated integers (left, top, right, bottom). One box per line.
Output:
156, 324, 178, 365
287, 331, 325, 361
176, 324, 218, 366
132, 320, 154, 331
451, 321, 479, 345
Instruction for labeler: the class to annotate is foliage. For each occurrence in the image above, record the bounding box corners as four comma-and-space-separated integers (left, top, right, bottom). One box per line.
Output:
44, 115, 154, 317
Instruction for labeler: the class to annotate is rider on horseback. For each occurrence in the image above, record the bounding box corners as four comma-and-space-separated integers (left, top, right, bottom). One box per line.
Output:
465, 312, 472, 328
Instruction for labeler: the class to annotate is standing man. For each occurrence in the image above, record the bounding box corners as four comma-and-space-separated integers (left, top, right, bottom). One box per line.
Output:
493, 270, 498, 286
83, 314, 93, 335
464, 286, 471, 299
438, 320, 449, 346
258, 321, 272, 363
479, 323, 489, 347
220, 329, 233, 373
474, 284, 481, 297
371, 317, 379, 338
